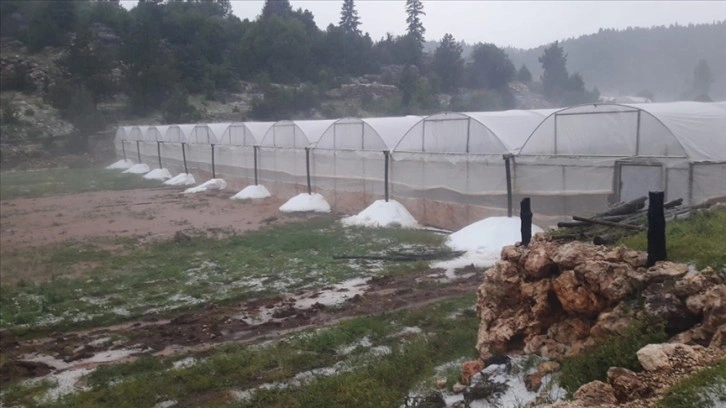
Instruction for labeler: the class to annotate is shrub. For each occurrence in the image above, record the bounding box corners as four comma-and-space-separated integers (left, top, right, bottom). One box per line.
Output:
558, 319, 667, 396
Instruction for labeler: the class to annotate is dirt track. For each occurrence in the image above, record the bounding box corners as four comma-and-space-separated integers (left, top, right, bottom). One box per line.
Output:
0, 185, 482, 386
1, 269, 480, 384
0, 187, 301, 251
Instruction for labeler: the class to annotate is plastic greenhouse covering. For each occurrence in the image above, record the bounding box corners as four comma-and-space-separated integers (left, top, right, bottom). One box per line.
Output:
115, 101, 726, 228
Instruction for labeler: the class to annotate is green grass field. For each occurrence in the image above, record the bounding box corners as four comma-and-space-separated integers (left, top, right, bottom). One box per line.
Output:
0, 168, 159, 200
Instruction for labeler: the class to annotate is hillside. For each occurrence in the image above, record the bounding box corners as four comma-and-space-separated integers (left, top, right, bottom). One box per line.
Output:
504, 22, 726, 101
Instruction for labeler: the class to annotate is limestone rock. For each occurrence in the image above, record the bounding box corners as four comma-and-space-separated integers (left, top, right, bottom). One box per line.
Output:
622, 249, 648, 268
636, 343, 704, 372
452, 382, 466, 394
674, 268, 723, 298
553, 270, 607, 316
460, 360, 484, 385
537, 361, 561, 375
572, 381, 618, 405
521, 246, 557, 279
500, 245, 523, 263
709, 324, 726, 349
607, 367, 653, 402
643, 283, 695, 332
644, 261, 688, 281
576, 261, 637, 303
590, 303, 633, 338
551, 241, 605, 269
524, 372, 543, 392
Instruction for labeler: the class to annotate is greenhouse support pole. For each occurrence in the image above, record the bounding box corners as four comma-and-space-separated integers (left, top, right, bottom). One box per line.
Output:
156, 142, 163, 169
646, 191, 666, 267
520, 198, 532, 246
305, 147, 312, 195
384, 150, 390, 202
253, 146, 259, 185
121, 141, 127, 161
504, 154, 513, 218
211, 144, 216, 178
181, 142, 189, 174
136, 141, 142, 164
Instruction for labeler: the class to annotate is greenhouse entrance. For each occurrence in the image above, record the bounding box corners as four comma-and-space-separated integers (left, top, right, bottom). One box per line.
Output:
616, 161, 663, 202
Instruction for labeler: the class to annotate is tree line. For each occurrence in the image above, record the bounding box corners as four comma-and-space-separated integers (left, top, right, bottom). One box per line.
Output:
1, 0, 599, 148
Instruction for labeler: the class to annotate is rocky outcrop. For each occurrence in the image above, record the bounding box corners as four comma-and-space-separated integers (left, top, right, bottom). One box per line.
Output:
549, 343, 723, 408
476, 235, 725, 360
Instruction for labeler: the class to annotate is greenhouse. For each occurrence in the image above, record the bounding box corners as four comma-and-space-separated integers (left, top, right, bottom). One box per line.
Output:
114, 126, 131, 161
515, 102, 726, 216
256, 119, 336, 194
311, 116, 423, 210
112, 101, 725, 229
214, 122, 275, 182
389, 110, 555, 227
140, 125, 168, 169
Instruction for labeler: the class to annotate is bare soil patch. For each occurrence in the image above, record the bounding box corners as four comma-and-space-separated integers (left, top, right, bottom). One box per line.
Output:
0, 187, 302, 252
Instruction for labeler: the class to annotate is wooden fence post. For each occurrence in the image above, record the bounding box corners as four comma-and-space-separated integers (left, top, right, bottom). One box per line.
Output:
521, 197, 532, 246
647, 191, 667, 266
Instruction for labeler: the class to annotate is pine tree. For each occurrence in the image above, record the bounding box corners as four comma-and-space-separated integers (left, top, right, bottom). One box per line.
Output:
432, 33, 463, 92
539, 42, 570, 100
517, 64, 532, 83
262, 0, 292, 18
405, 0, 425, 45
339, 0, 361, 35
693, 59, 713, 94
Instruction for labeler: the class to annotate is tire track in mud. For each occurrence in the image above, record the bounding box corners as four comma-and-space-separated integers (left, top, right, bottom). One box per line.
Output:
1, 269, 483, 384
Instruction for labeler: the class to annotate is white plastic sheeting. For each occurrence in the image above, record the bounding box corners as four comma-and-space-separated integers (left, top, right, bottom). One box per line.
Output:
515, 102, 726, 214
260, 119, 336, 148
218, 122, 274, 146
395, 110, 555, 154
519, 102, 726, 160
315, 116, 422, 151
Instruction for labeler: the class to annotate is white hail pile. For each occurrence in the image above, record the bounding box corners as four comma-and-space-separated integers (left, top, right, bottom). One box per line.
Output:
279, 193, 331, 213
231, 185, 271, 200
341, 199, 418, 228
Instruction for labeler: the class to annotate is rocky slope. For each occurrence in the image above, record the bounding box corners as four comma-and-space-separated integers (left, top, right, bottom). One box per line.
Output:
472, 235, 724, 407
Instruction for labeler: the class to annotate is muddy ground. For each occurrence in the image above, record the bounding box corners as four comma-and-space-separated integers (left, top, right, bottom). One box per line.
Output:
0, 187, 303, 252
0, 186, 481, 386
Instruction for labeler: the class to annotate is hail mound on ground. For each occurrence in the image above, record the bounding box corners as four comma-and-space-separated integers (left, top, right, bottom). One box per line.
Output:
341, 200, 418, 228
432, 216, 544, 271
279, 193, 331, 213
164, 173, 196, 186
183, 178, 227, 194
143, 168, 172, 181
106, 159, 135, 170
231, 185, 271, 200
123, 163, 151, 174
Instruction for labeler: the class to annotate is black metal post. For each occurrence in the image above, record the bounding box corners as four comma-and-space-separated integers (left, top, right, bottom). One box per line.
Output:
384, 150, 390, 202
181, 142, 189, 174
647, 191, 667, 267
136, 141, 142, 164
253, 145, 259, 185
305, 147, 312, 195
504, 154, 513, 218
157, 142, 163, 169
121, 141, 127, 161
211, 144, 216, 178
520, 197, 533, 246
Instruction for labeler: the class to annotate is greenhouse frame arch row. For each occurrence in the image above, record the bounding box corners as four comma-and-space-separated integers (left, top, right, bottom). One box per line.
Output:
114, 101, 726, 229
513, 101, 726, 218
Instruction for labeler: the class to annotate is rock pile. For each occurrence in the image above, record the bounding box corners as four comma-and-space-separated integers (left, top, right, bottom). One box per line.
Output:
476, 235, 724, 360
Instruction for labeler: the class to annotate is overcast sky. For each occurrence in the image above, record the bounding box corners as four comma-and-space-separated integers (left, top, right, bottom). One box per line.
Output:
121, 1, 726, 49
